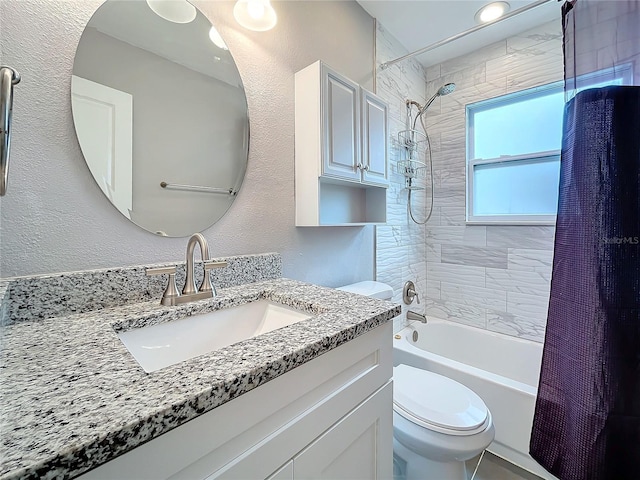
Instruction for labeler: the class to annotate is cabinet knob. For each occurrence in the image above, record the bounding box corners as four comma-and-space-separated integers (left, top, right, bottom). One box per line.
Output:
363, 165, 370, 171
356, 163, 363, 170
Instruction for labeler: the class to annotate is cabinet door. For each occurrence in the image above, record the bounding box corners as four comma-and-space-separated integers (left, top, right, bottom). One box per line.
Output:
361, 89, 388, 187
294, 382, 392, 480
321, 67, 361, 182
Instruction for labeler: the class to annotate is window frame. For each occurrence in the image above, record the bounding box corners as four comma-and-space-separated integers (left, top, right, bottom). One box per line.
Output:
465, 64, 633, 226
466, 81, 563, 226
466, 151, 561, 225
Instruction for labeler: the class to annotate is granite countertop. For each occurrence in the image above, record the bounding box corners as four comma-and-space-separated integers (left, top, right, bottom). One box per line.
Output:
0, 278, 400, 480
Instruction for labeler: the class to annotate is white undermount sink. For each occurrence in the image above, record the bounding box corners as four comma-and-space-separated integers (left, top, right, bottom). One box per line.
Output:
118, 300, 312, 373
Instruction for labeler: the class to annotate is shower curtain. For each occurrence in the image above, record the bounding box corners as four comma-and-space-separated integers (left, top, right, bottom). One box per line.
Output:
530, 2, 640, 480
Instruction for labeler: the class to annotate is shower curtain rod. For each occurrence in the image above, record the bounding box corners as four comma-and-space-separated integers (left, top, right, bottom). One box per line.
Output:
378, 0, 556, 70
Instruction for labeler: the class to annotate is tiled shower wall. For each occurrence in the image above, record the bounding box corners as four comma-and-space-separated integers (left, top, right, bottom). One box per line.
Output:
375, 23, 428, 333
375, 19, 566, 341
422, 20, 563, 342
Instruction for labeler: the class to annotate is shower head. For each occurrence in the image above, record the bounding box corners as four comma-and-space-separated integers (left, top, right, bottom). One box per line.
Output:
419, 82, 457, 115
438, 83, 456, 96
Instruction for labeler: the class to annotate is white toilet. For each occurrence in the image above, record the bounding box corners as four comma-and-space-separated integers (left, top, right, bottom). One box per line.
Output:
393, 364, 494, 479
338, 281, 495, 480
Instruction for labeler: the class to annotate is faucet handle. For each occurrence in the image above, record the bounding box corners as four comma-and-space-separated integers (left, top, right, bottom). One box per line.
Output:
146, 266, 177, 276
403, 280, 420, 305
200, 261, 227, 294
203, 261, 228, 270
146, 266, 179, 306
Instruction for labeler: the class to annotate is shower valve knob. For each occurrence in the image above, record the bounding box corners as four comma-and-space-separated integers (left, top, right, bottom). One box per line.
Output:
403, 281, 420, 305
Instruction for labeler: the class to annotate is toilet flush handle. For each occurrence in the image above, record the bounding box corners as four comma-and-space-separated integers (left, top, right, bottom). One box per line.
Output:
403, 281, 420, 305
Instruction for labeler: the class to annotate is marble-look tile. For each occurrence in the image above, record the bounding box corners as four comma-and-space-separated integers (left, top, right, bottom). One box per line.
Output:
426, 243, 442, 263
440, 80, 508, 116
486, 49, 559, 92
441, 245, 508, 269
427, 226, 487, 247
487, 310, 547, 343
427, 262, 486, 288
440, 41, 506, 77
426, 64, 441, 82
377, 244, 409, 275
506, 21, 562, 53
486, 268, 551, 297
423, 206, 442, 227
439, 206, 467, 226
426, 299, 486, 329
427, 63, 487, 99
507, 248, 554, 272
486, 226, 555, 249
377, 18, 564, 344
441, 282, 507, 311
426, 280, 441, 301
425, 111, 466, 139
507, 52, 563, 92
506, 291, 551, 318
433, 187, 466, 210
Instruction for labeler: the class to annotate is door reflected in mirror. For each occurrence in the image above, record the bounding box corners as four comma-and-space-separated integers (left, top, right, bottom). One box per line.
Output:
72, 0, 249, 237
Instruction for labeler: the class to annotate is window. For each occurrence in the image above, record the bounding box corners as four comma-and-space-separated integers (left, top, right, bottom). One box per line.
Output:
465, 65, 632, 225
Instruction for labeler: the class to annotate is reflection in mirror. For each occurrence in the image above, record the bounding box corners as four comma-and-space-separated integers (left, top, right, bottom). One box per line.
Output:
72, 0, 249, 237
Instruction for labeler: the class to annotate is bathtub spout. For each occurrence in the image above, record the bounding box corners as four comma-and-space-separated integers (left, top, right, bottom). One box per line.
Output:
407, 310, 427, 323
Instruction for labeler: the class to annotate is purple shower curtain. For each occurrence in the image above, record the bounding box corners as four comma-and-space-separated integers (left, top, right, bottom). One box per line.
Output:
530, 2, 640, 480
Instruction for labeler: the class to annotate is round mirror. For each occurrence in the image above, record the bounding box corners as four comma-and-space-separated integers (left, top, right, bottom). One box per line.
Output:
71, 0, 249, 237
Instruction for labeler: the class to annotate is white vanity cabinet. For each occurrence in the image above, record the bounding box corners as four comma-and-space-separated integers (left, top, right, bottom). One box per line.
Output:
295, 61, 388, 226
79, 322, 393, 480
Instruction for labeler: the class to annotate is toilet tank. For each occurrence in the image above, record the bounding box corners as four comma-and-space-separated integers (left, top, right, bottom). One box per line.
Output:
337, 281, 393, 300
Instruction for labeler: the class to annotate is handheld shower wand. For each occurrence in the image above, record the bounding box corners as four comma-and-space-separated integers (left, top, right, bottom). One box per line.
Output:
403, 82, 457, 224
419, 83, 456, 115
411, 83, 456, 129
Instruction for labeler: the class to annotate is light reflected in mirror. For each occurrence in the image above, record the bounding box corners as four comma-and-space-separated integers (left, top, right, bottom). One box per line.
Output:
72, 0, 249, 237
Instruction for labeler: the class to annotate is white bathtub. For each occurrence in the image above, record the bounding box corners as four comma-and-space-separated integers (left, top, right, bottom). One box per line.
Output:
394, 319, 556, 480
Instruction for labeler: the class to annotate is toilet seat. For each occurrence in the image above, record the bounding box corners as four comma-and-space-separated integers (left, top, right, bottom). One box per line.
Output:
393, 364, 490, 436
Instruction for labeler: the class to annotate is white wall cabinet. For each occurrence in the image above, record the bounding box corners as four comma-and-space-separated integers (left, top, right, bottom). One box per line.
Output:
295, 61, 388, 226
79, 323, 393, 480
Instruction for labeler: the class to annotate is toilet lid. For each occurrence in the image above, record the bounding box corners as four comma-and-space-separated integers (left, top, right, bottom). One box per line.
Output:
393, 364, 488, 432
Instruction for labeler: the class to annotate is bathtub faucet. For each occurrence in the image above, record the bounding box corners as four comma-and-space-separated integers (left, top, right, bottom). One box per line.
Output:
407, 310, 427, 323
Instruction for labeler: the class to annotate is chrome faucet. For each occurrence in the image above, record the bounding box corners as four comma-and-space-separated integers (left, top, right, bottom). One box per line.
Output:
407, 310, 427, 324
146, 233, 227, 306
183, 233, 212, 296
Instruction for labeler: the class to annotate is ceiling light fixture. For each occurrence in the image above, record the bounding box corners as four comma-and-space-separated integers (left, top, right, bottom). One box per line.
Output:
233, 0, 277, 32
475, 1, 511, 24
146, 0, 197, 24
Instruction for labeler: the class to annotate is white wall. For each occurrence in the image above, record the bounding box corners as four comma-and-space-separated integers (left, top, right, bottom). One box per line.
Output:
0, 0, 375, 287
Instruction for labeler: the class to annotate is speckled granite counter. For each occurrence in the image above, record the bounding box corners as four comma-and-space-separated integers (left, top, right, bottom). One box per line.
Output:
0, 267, 399, 479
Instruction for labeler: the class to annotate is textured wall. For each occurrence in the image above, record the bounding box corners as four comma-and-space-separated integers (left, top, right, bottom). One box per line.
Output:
374, 23, 427, 333
0, 0, 376, 287
422, 21, 563, 342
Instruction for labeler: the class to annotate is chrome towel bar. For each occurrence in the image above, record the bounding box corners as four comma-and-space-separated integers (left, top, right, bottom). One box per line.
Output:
0, 66, 20, 196
160, 181, 237, 195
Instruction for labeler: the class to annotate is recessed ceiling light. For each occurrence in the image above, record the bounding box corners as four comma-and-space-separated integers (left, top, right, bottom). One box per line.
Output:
475, 1, 511, 24
209, 26, 229, 50
146, 0, 196, 24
